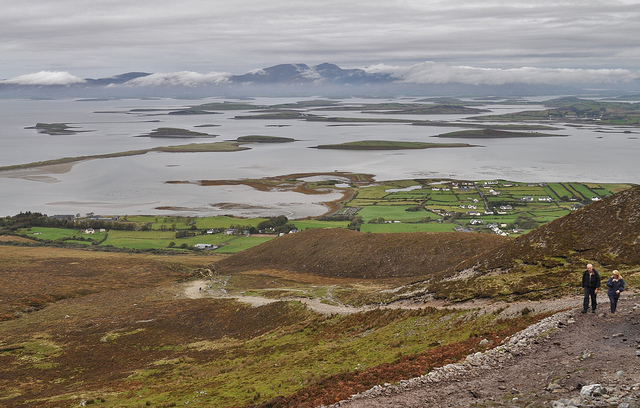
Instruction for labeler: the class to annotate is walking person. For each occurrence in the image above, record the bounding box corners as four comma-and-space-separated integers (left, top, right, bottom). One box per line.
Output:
582, 263, 601, 313
606, 270, 625, 315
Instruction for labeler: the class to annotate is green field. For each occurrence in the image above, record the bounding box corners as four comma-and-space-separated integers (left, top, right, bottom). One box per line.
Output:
10, 180, 636, 252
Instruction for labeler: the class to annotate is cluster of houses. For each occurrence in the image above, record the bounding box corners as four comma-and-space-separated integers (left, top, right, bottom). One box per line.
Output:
519, 196, 553, 202
83, 228, 106, 234
194, 243, 219, 250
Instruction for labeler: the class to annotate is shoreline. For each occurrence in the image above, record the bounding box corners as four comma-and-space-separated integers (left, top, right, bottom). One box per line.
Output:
0, 142, 250, 180
0, 160, 84, 181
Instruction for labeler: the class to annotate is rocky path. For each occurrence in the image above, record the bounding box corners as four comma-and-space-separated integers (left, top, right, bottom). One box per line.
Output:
182, 279, 363, 315
182, 279, 582, 316
182, 280, 640, 407
325, 296, 640, 408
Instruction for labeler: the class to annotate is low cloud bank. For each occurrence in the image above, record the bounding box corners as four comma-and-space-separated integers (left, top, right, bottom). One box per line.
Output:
4, 63, 639, 88
118, 71, 231, 87
2, 71, 86, 86
366, 62, 640, 85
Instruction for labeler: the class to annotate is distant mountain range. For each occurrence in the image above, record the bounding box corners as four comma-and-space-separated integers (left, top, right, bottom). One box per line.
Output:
228, 63, 392, 85
0, 62, 628, 98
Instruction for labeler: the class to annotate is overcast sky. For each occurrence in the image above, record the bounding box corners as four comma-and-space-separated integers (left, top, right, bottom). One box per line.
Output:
2, 0, 640, 86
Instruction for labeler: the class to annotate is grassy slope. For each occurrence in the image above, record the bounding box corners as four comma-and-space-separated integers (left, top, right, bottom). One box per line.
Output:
2, 186, 640, 407
217, 228, 509, 280
398, 185, 640, 302
0, 247, 213, 318
0, 245, 549, 408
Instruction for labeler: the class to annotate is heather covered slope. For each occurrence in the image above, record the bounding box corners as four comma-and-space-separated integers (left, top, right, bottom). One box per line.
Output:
397, 185, 640, 302
217, 228, 509, 280
463, 184, 640, 272
2, 187, 640, 407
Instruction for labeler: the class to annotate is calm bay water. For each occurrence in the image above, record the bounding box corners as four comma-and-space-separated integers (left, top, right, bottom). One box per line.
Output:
1, 97, 638, 218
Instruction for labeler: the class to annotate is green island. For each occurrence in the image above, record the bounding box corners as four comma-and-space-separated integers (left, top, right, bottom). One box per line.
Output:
311, 102, 491, 115
468, 97, 640, 125
119, 97, 640, 130
434, 129, 566, 138
236, 135, 295, 143
24, 123, 84, 135
232, 110, 559, 130
167, 109, 222, 115
314, 140, 477, 149
140, 127, 216, 138
0, 142, 250, 172
187, 101, 265, 110
154, 142, 250, 152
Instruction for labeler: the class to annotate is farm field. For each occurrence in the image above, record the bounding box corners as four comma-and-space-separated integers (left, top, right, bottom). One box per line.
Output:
7, 179, 635, 253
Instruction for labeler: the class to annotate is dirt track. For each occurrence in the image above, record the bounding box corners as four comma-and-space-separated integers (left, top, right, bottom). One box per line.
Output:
330, 296, 640, 408
183, 281, 640, 407
183, 279, 580, 316
183, 280, 365, 314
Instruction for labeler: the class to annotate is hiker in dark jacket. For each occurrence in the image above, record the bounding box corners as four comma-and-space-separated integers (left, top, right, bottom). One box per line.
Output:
582, 263, 601, 313
606, 270, 625, 315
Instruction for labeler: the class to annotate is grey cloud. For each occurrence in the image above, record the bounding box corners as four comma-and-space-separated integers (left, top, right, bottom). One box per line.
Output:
2, 71, 86, 85
1, 0, 639, 80
366, 62, 640, 85
118, 71, 231, 87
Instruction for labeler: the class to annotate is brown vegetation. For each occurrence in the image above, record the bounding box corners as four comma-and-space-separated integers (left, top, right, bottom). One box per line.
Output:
456, 185, 640, 272
2, 185, 639, 407
217, 228, 509, 279
0, 247, 213, 320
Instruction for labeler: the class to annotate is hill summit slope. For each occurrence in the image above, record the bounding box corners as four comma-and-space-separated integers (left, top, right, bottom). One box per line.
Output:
217, 228, 509, 280
326, 299, 640, 408
460, 184, 640, 274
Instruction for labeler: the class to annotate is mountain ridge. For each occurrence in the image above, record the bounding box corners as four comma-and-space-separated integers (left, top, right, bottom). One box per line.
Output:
0, 62, 593, 98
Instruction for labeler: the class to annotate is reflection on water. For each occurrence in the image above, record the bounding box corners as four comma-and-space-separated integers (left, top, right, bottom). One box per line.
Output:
0, 97, 638, 218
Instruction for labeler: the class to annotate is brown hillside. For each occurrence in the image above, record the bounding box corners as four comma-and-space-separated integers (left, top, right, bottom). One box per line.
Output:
217, 228, 509, 279
458, 184, 640, 273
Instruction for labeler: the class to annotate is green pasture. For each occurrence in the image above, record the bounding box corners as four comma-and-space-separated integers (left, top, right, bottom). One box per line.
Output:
101, 230, 274, 252
293, 219, 350, 230
125, 215, 270, 230
570, 184, 597, 200
20, 227, 105, 242
427, 192, 461, 203
22, 227, 82, 240
547, 183, 575, 199
360, 222, 457, 233
354, 185, 395, 200
365, 199, 425, 206
17, 227, 276, 252
503, 184, 545, 194
532, 209, 571, 222
605, 183, 637, 194
385, 190, 428, 200
423, 205, 463, 214
585, 183, 631, 197
356, 205, 431, 223
9, 180, 636, 254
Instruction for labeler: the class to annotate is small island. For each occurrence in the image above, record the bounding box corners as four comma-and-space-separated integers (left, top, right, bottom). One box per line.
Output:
0, 142, 250, 173
313, 140, 477, 150
25, 123, 84, 135
235, 135, 295, 143
434, 129, 565, 138
167, 109, 222, 115
138, 127, 216, 138
154, 142, 249, 152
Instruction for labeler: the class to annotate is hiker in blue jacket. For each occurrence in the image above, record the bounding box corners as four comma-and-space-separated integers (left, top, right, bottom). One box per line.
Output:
582, 263, 601, 313
606, 270, 625, 315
